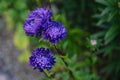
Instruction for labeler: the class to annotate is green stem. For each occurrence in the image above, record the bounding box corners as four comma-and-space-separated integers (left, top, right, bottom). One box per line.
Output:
36, 0, 42, 7
41, 0, 51, 8
43, 70, 53, 80
47, 0, 51, 8
53, 45, 75, 80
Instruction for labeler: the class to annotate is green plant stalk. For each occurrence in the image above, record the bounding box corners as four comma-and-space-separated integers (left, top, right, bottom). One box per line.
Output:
36, 0, 42, 7
54, 45, 76, 80
43, 70, 53, 80
40, 0, 75, 79
48, 0, 51, 8
40, 0, 51, 8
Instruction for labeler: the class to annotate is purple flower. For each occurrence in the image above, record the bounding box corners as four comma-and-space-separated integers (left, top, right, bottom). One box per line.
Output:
24, 8, 52, 37
29, 48, 56, 72
42, 20, 67, 44
90, 40, 97, 45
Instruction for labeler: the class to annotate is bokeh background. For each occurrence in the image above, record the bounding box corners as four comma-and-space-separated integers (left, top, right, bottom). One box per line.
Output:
0, 0, 120, 80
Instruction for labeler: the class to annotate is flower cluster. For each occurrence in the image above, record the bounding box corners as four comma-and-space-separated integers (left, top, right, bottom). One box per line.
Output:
29, 48, 56, 72
24, 8, 52, 37
42, 20, 67, 44
24, 8, 67, 72
24, 8, 67, 44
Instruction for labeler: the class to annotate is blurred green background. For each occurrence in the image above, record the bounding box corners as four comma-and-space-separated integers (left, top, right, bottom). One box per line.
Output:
0, 0, 120, 80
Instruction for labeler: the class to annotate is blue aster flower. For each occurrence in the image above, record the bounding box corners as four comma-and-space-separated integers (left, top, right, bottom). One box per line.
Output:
42, 20, 67, 44
24, 8, 52, 37
29, 48, 56, 72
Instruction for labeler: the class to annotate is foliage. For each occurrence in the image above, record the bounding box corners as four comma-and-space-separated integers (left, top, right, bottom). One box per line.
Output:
93, 0, 120, 79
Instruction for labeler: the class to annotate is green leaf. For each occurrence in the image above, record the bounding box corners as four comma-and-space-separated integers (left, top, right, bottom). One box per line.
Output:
14, 0, 27, 10
19, 50, 30, 62
118, 2, 120, 8
13, 22, 29, 49
104, 24, 119, 44
91, 31, 106, 38
104, 43, 116, 55
95, 0, 108, 6
92, 55, 98, 64
107, 9, 117, 22
100, 7, 110, 16
4, 9, 15, 30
